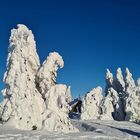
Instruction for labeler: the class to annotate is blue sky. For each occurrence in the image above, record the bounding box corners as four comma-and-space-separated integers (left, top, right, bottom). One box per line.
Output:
0, 0, 140, 99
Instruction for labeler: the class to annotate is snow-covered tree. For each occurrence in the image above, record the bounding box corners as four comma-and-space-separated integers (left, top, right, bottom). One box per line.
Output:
105, 69, 114, 95
125, 70, 140, 122
113, 68, 125, 120
100, 88, 115, 120
81, 87, 103, 120
1, 24, 45, 130
100, 88, 125, 121
0, 24, 77, 133
42, 84, 78, 132
114, 68, 125, 95
125, 68, 136, 96
125, 89, 140, 123
103, 68, 126, 121
36, 52, 77, 132
36, 52, 64, 97
104, 67, 140, 122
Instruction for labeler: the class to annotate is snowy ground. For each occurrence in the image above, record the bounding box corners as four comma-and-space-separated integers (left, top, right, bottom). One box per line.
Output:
0, 120, 139, 140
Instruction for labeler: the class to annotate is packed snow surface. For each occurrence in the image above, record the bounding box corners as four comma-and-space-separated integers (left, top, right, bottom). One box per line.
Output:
0, 120, 139, 139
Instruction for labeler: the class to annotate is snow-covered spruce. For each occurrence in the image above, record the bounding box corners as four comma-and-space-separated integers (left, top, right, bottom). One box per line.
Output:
36, 52, 77, 132
114, 68, 125, 95
124, 68, 136, 97
124, 68, 140, 123
1, 25, 77, 132
101, 68, 125, 121
105, 68, 125, 96
1, 24, 46, 130
42, 84, 78, 132
105, 69, 114, 95
36, 52, 64, 98
100, 88, 125, 121
103, 68, 140, 122
81, 87, 103, 120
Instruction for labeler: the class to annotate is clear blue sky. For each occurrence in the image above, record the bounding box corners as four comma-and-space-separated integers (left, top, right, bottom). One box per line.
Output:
0, 0, 140, 99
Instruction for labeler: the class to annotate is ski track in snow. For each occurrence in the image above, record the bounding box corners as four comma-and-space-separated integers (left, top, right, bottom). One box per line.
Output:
0, 120, 139, 140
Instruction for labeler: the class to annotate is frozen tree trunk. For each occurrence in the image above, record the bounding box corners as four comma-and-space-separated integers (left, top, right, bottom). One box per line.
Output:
1, 25, 45, 130
81, 87, 103, 120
